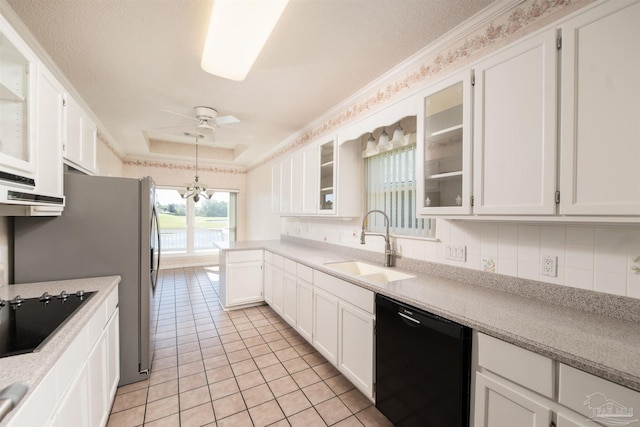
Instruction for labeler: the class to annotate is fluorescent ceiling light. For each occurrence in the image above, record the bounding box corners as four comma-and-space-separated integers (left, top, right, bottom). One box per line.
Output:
201, 0, 289, 81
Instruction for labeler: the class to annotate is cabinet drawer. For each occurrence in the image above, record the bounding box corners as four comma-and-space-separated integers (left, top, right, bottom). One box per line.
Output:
264, 251, 274, 264
313, 270, 374, 314
284, 258, 297, 275
477, 332, 554, 398
297, 263, 313, 283
227, 250, 263, 263
558, 364, 640, 421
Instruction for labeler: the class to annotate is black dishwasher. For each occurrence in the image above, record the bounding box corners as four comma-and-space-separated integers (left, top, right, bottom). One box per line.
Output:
375, 294, 471, 427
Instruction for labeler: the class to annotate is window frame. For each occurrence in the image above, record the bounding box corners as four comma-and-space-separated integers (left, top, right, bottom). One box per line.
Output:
156, 186, 238, 256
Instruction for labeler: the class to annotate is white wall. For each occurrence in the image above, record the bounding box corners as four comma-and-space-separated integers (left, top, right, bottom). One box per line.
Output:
246, 162, 281, 241
96, 135, 124, 177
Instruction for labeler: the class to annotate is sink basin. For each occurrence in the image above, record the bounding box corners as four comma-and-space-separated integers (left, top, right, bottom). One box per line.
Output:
323, 261, 416, 283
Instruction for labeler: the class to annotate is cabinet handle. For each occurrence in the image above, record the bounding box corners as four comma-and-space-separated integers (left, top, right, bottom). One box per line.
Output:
550, 422, 556, 427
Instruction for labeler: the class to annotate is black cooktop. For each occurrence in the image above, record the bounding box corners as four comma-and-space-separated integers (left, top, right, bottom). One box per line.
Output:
0, 291, 94, 358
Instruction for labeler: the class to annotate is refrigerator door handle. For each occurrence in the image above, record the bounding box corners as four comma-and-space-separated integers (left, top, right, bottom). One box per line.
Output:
151, 204, 161, 293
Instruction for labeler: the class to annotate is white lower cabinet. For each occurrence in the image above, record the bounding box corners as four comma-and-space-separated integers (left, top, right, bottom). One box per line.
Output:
271, 255, 285, 315
8, 286, 119, 427
475, 372, 552, 427
338, 301, 374, 398
263, 255, 274, 305
313, 270, 375, 400
282, 259, 297, 326
220, 250, 264, 309
474, 332, 640, 427
283, 273, 297, 326
296, 278, 313, 343
312, 287, 339, 365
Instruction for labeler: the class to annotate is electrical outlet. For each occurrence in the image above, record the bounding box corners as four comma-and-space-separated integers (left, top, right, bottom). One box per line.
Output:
541, 255, 557, 277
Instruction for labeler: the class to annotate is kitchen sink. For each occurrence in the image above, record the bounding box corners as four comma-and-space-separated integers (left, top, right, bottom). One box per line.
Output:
323, 261, 416, 283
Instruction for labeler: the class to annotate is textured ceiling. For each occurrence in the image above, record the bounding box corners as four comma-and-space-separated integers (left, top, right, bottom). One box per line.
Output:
6, 0, 495, 167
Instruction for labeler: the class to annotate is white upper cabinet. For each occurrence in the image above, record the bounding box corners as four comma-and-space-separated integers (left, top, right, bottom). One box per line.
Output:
301, 143, 318, 214
279, 154, 292, 213
473, 29, 558, 215
63, 93, 97, 175
417, 69, 473, 215
0, 13, 37, 178
559, 0, 640, 216
271, 161, 281, 213
275, 134, 361, 217
318, 139, 336, 214
36, 66, 64, 199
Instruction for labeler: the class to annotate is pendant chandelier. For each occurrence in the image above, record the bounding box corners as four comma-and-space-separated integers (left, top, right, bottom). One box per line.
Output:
177, 130, 212, 202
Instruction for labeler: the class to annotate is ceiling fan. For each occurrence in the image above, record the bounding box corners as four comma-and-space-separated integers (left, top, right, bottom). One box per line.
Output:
158, 106, 240, 140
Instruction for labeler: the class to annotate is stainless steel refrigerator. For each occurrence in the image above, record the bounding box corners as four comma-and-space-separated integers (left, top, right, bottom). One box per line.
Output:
13, 173, 161, 386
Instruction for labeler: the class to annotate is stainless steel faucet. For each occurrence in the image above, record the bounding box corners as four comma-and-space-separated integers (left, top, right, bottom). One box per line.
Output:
360, 209, 395, 267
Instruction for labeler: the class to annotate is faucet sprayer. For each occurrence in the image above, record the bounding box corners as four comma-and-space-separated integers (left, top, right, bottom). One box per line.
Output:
360, 210, 395, 267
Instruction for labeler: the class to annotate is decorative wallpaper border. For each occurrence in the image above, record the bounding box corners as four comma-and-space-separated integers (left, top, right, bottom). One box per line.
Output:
248, 0, 590, 172
122, 158, 246, 175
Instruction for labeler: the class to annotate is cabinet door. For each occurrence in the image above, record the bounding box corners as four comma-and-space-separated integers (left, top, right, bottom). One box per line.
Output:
556, 412, 590, 427
474, 372, 552, 427
301, 144, 318, 213
36, 67, 64, 197
53, 362, 90, 427
318, 140, 336, 214
272, 267, 284, 315
338, 302, 374, 398
226, 261, 263, 306
417, 69, 473, 215
81, 114, 97, 173
290, 150, 303, 214
473, 29, 558, 215
271, 162, 281, 213
87, 329, 108, 427
264, 262, 274, 305
296, 279, 313, 343
282, 273, 297, 326
280, 156, 292, 213
106, 309, 120, 402
0, 16, 37, 176
313, 288, 338, 364
63, 94, 83, 166
560, 0, 640, 216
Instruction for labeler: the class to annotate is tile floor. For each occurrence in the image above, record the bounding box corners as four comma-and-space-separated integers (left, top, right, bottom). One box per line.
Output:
107, 266, 392, 427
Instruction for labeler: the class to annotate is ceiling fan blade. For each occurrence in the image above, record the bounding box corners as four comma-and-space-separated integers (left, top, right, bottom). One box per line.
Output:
161, 109, 197, 121
216, 115, 240, 125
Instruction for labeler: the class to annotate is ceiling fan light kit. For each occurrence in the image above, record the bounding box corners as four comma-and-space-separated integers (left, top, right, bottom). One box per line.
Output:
201, 0, 289, 81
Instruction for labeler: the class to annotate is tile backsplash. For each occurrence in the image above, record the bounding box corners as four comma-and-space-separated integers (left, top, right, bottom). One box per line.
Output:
282, 217, 640, 299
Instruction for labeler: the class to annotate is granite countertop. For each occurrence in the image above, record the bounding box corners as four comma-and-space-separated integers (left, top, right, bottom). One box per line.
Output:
218, 240, 640, 392
0, 276, 120, 425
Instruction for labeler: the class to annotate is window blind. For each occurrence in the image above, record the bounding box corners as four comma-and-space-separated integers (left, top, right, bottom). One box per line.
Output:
365, 144, 434, 237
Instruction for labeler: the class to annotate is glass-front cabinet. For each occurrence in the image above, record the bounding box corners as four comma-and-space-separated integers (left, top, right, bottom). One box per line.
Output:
0, 14, 37, 178
318, 140, 335, 214
417, 70, 473, 215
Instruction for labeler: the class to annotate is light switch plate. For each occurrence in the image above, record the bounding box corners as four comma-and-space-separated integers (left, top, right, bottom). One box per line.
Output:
445, 245, 466, 262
